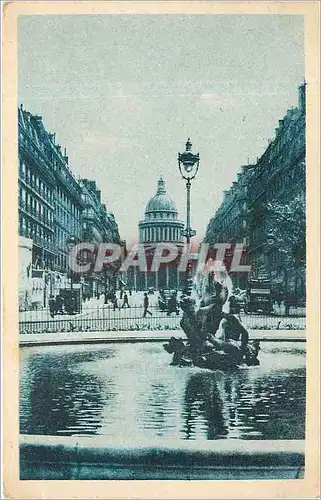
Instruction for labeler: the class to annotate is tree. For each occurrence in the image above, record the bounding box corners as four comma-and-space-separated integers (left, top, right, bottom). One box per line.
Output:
266, 195, 306, 308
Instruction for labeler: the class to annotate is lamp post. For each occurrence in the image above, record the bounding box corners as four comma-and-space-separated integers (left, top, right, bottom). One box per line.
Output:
66, 236, 78, 291
178, 138, 200, 295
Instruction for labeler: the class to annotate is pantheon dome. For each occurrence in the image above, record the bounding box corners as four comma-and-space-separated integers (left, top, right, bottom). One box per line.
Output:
139, 177, 184, 244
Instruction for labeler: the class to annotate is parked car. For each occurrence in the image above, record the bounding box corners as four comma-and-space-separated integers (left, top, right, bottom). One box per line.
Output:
244, 279, 273, 314
158, 290, 177, 311
59, 288, 82, 314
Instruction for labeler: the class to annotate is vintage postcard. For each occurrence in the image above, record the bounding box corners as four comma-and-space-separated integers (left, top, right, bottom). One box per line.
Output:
2, 1, 320, 498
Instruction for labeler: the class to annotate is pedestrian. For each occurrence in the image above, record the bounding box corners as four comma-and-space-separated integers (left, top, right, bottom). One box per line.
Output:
70, 295, 76, 314
113, 294, 119, 311
55, 294, 64, 314
129, 288, 132, 296
143, 292, 152, 317
122, 292, 130, 308
48, 295, 56, 318
64, 295, 73, 315
167, 292, 179, 316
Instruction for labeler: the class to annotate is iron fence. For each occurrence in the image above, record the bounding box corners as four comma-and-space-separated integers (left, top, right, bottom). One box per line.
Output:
19, 304, 306, 334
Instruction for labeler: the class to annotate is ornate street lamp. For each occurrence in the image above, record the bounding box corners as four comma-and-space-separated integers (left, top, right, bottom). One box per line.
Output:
178, 138, 200, 295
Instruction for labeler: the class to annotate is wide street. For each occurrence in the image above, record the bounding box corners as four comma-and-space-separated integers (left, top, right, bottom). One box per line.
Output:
19, 291, 180, 333
19, 290, 306, 334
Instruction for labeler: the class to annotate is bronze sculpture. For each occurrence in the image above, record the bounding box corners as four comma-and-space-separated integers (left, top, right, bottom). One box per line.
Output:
164, 271, 260, 370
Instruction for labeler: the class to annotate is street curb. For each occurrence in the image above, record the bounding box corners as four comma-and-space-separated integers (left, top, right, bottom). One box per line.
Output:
19, 329, 306, 347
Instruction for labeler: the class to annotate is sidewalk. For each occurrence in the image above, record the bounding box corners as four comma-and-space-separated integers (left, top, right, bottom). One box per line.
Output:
19, 329, 306, 347
19, 292, 158, 322
19, 296, 106, 322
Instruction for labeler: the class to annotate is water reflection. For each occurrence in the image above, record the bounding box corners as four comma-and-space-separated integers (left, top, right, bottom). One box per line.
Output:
145, 383, 173, 436
183, 373, 228, 440
20, 342, 306, 440
180, 366, 305, 440
20, 348, 116, 436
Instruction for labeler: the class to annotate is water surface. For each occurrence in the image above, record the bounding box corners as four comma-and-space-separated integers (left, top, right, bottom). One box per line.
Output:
20, 341, 306, 440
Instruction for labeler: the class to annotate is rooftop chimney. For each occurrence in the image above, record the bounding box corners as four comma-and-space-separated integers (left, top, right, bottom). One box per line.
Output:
223, 190, 230, 201
286, 108, 294, 119
49, 133, 55, 144
298, 81, 306, 112
87, 180, 96, 192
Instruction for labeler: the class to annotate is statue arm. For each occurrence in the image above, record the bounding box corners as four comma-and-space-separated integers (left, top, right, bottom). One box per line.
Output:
240, 327, 249, 350
236, 319, 249, 350
226, 314, 249, 349
217, 318, 227, 341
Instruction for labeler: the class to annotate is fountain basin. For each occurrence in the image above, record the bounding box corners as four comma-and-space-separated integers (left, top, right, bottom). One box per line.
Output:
20, 337, 306, 480
20, 434, 305, 480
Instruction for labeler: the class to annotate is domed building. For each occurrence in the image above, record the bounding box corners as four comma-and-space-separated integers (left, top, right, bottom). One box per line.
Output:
138, 176, 184, 244
130, 177, 185, 291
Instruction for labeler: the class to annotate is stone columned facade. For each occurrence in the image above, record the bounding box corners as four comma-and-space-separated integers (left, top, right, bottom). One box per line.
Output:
139, 177, 184, 245
132, 177, 185, 291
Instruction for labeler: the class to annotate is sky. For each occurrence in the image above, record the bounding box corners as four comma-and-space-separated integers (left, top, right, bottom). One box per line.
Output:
18, 14, 304, 245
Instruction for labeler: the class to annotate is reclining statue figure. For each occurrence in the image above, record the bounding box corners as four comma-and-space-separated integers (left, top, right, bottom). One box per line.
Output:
163, 273, 260, 370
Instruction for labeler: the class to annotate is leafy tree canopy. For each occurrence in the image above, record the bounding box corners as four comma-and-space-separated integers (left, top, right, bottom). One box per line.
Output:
266, 195, 306, 265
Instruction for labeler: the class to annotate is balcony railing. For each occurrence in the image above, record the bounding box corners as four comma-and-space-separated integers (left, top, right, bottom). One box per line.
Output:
19, 228, 56, 254
19, 200, 54, 232
19, 173, 55, 209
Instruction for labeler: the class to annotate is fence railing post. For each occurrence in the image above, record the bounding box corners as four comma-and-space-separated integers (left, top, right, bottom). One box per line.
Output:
19, 305, 305, 335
